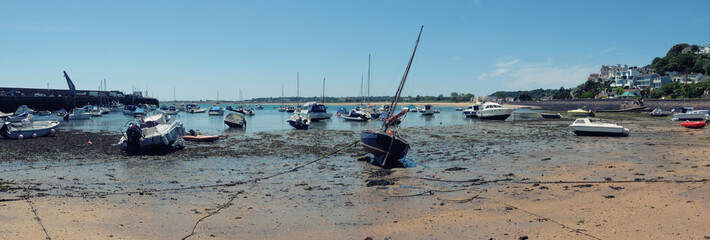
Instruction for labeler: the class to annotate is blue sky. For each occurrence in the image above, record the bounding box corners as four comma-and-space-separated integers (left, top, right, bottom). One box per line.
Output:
1, 0, 709, 101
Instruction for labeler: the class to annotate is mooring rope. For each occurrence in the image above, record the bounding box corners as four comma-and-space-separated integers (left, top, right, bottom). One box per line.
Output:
25, 194, 52, 240
180, 140, 360, 239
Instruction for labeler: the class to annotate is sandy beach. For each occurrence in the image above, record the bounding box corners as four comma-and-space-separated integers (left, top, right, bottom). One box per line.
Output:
1, 113, 709, 239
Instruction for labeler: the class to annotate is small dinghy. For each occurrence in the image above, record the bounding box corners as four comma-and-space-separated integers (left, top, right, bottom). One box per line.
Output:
224, 113, 246, 128
541, 113, 561, 119
681, 121, 706, 129
183, 135, 219, 142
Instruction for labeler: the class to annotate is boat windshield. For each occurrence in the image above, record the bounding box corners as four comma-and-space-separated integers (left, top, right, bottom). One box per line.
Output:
312, 105, 327, 112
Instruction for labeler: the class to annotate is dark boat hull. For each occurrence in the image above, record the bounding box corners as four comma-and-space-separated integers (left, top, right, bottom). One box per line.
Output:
572, 130, 629, 137
224, 121, 245, 128
360, 130, 410, 168
541, 113, 561, 119
478, 114, 510, 120
288, 120, 309, 130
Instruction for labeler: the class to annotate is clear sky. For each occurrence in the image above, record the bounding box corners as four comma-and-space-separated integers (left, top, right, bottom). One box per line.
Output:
1, 0, 709, 101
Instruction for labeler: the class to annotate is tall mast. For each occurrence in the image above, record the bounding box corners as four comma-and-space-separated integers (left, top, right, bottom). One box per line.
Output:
360, 75, 364, 104
384, 26, 423, 130
367, 54, 371, 105
296, 72, 300, 105
322, 77, 325, 102
281, 83, 284, 106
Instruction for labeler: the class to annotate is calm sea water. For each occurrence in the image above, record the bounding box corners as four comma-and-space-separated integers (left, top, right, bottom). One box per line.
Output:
33, 104, 547, 135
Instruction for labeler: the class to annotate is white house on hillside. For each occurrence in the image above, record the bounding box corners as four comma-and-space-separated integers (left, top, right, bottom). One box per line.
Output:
651, 75, 671, 89
609, 65, 641, 88
698, 44, 710, 54
673, 73, 704, 84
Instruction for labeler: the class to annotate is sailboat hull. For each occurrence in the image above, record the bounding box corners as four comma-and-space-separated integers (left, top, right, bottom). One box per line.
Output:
360, 130, 410, 168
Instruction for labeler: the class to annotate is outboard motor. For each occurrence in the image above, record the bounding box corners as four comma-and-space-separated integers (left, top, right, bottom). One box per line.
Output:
0, 122, 8, 138
124, 123, 143, 154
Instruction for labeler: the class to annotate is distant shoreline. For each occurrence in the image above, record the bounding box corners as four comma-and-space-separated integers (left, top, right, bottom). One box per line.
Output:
161, 98, 710, 111
162, 101, 479, 107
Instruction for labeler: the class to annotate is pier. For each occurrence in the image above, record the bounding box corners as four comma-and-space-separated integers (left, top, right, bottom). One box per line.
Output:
0, 87, 158, 113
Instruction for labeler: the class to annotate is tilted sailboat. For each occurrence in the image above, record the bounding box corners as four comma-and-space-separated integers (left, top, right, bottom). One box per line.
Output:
360, 26, 423, 168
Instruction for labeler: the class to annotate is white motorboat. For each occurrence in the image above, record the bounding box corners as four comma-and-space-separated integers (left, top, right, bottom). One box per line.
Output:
477, 102, 513, 120
123, 105, 137, 115
650, 108, 669, 117
133, 107, 146, 118
568, 108, 593, 117
14, 105, 36, 115
341, 108, 370, 121
208, 104, 224, 115
6, 112, 30, 122
165, 105, 179, 115
420, 104, 435, 115
671, 107, 708, 121
90, 106, 102, 117
462, 104, 480, 118
1, 119, 60, 139
300, 102, 332, 121
569, 118, 629, 137
6, 105, 35, 122
287, 112, 311, 130
67, 108, 91, 120
119, 112, 185, 154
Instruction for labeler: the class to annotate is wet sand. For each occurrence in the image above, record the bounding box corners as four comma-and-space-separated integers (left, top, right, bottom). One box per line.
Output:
1, 114, 709, 239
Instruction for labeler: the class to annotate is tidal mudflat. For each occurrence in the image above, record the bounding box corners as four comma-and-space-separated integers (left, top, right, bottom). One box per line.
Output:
1, 114, 709, 239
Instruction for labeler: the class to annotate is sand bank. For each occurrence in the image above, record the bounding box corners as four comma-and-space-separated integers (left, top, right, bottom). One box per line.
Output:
1, 114, 708, 239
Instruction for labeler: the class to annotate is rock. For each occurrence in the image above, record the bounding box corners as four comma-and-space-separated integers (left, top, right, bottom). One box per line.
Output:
444, 167, 467, 171
366, 180, 394, 187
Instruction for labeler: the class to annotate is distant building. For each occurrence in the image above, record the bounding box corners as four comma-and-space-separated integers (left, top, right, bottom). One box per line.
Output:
633, 73, 660, 89
588, 73, 600, 82
595, 90, 614, 99
673, 73, 704, 84
609, 64, 641, 88
698, 44, 710, 55
651, 75, 671, 89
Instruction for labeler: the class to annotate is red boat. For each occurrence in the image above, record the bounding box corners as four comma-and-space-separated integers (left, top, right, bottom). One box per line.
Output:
681, 121, 706, 129
182, 135, 219, 142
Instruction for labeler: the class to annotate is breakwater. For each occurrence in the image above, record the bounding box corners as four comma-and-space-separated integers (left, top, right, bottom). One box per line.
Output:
0, 95, 158, 113
517, 99, 710, 111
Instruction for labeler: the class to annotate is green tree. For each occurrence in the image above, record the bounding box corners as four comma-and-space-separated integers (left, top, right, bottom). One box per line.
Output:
667, 43, 690, 56
518, 91, 532, 101
640, 87, 650, 98
580, 92, 595, 99
462, 93, 474, 102
450, 92, 459, 102
613, 87, 625, 95
553, 87, 572, 99
651, 57, 669, 75
691, 45, 700, 53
